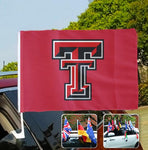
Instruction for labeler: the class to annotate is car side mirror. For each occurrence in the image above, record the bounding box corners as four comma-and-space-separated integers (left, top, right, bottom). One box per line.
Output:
108, 132, 115, 137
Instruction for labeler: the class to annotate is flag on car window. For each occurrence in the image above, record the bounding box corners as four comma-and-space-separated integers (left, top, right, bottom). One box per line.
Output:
107, 122, 112, 132
116, 120, 122, 130
62, 117, 72, 142
111, 119, 115, 131
78, 120, 91, 143
124, 130, 128, 140
129, 120, 134, 130
125, 120, 128, 131
86, 117, 97, 144
19, 29, 138, 112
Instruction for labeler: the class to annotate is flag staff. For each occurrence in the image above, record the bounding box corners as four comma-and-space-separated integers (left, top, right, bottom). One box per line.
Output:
11, 32, 25, 139
11, 113, 25, 139
77, 119, 78, 130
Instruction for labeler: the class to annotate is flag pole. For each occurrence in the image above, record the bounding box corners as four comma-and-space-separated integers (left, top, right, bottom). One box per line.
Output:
11, 32, 25, 139
11, 113, 25, 138
77, 120, 78, 135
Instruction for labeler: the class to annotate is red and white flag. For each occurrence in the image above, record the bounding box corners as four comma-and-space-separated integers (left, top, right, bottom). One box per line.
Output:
19, 29, 138, 112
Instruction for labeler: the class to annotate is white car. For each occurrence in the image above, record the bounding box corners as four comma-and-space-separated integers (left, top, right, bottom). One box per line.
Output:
104, 128, 139, 148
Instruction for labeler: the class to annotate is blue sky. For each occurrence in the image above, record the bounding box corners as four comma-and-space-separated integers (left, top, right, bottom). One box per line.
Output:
0, 0, 89, 70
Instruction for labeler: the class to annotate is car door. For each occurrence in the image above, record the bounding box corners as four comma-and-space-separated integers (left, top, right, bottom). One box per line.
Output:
104, 131, 124, 148
0, 90, 42, 150
125, 130, 139, 148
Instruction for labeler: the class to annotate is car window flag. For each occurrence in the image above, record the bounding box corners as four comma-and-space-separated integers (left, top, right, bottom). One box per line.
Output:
86, 117, 97, 144
62, 117, 72, 142
19, 29, 138, 112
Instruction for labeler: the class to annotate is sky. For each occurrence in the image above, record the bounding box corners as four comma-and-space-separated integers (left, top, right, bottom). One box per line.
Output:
0, 0, 90, 70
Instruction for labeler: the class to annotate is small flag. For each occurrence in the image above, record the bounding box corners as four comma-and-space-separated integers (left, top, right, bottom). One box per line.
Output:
111, 119, 115, 131
116, 124, 120, 130
107, 122, 112, 132
129, 120, 134, 130
114, 119, 116, 125
78, 120, 91, 143
86, 117, 97, 144
124, 130, 128, 140
127, 121, 131, 130
125, 120, 128, 130
62, 117, 72, 142
119, 122, 122, 128
117, 121, 122, 130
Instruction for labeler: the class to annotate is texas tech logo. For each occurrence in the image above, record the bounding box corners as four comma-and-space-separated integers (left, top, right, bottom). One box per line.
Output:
52, 40, 104, 100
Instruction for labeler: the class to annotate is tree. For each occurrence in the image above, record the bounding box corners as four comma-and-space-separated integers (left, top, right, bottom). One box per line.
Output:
1, 62, 17, 78
66, 0, 148, 106
138, 82, 148, 106
1, 62, 17, 72
66, 0, 148, 66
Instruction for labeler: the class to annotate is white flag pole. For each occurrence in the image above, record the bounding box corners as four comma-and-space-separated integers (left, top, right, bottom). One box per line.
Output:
11, 113, 25, 138
12, 31, 25, 139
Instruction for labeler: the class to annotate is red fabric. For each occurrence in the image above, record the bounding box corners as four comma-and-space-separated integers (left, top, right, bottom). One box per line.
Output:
78, 123, 84, 131
20, 29, 138, 112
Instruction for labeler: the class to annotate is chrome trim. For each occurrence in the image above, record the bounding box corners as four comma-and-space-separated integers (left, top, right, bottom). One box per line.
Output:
0, 87, 17, 93
0, 71, 18, 77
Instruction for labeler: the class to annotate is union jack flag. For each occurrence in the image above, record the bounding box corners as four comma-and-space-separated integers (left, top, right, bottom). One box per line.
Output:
62, 117, 72, 142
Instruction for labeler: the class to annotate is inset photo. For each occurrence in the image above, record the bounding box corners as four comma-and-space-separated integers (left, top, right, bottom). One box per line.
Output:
103, 114, 139, 148
61, 114, 97, 148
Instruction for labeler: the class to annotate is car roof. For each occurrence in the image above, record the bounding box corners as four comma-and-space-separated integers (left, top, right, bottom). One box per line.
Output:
0, 71, 17, 89
0, 78, 17, 89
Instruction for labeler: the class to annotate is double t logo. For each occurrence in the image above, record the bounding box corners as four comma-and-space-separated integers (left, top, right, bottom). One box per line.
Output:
52, 40, 104, 100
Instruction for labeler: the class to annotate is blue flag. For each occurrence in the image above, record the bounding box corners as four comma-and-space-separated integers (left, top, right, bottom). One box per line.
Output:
86, 117, 97, 144
107, 121, 112, 132
129, 120, 134, 130
125, 120, 128, 130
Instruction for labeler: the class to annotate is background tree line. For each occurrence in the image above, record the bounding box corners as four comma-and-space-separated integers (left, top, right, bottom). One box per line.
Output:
65, 0, 148, 106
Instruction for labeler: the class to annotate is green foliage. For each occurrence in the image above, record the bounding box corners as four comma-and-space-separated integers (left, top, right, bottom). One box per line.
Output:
139, 82, 148, 106
138, 65, 148, 83
1, 62, 18, 78
62, 114, 97, 130
1, 62, 17, 72
104, 114, 136, 125
66, 0, 148, 65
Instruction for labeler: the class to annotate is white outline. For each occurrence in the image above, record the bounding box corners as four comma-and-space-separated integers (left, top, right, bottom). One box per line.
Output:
61, 60, 94, 99
53, 40, 104, 100
53, 40, 104, 59
61, 113, 97, 148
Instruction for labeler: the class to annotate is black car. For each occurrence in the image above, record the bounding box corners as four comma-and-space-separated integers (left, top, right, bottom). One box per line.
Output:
0, 72, 143, 150
0, 71, 105, 150
0, 74, 63, 149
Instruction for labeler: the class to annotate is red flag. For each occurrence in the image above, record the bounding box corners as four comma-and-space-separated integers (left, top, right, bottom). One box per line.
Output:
19, 29, 138, 112
77, 120, 91, 143
111, 119, 115, 131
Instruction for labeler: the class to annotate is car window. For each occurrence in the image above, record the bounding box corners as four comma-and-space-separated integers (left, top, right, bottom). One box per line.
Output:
127, 130, 136, 135
0, 112, 40, 150
4, 90, 18, 110
116, 129, 125, 136
0, 128, 40, 150
3, 90, 105, 149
